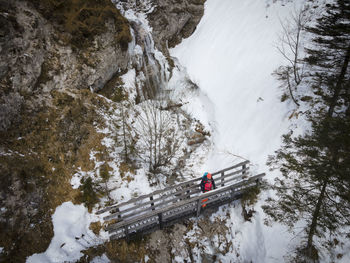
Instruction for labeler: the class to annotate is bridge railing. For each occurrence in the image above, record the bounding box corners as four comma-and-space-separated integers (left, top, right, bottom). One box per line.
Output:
106, 172, 264, 240
97, 160, 264, 240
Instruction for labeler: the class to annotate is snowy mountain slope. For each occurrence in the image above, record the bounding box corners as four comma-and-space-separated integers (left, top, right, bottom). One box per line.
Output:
170, 0, 350, 263
169, 0, 305, 262
171, 0, 303, 174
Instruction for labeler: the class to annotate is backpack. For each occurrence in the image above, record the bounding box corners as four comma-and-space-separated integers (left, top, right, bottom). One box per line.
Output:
204, 180, 213, 192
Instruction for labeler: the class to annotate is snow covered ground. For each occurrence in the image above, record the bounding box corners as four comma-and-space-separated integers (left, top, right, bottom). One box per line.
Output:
170, 0, 350, 262
171, 0, 300, 174
27, 202, 107, 263
170, 0, 303, 262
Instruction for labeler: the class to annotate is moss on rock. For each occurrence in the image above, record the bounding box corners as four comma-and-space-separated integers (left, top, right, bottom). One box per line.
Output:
0, 88, 111, 261
28, 0, 132, 50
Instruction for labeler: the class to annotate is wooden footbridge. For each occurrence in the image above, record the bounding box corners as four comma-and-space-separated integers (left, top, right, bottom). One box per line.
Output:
97, 161, 265, 240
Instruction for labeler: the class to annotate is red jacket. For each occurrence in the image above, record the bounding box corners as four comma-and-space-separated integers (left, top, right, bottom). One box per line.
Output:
200, 175, 216, 193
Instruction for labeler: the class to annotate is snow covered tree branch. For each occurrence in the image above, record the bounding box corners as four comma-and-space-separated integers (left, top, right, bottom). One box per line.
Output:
265, 1, 350, 261
135, 100, 183, 173
273, 6, 310, 107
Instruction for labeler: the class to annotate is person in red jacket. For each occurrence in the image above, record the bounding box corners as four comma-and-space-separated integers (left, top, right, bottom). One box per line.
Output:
200, 172, 216, 192
200, 172, 216, 207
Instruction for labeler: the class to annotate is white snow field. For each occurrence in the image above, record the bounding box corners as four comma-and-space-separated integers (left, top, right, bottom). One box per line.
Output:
171, 0, 350, 262
170, 0, 303, 262
27, 202, 106, 263
171, 0, 300, 173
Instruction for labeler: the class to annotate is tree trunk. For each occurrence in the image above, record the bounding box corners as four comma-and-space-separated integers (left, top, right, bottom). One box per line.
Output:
121, 106, 128, 162
287, 71, 300, 106
306, 45, 350, 256
306, 179, 327, 255
327, 44, 350, 117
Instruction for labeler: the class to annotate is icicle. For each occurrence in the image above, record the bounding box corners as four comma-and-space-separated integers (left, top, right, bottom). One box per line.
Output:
114, 2, 170, 101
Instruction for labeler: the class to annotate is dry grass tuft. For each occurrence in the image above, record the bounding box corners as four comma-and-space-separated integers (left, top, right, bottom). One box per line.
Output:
29, 0, 132, 50
119, 162, 135, 179
89, 221, 102, 235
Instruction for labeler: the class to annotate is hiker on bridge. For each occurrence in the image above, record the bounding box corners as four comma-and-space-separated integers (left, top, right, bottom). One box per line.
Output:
200, 172, 216, 208
200, 172, 216, 193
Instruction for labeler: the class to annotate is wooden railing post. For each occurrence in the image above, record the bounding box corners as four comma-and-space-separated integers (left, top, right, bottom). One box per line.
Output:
221, 172, 224, 187
158, 213, 163, 229
150, 196, 155, 210
230, 187, 235, 199
116, 208, 122, 221
242, 163, 247, 177
124, 225, 129, 240
196, 199, 202, 217
256, 178, 260, 186
186, 184, 190, 199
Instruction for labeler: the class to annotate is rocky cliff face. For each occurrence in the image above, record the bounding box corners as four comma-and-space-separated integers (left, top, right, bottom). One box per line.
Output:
0, 0, 130, 132
148, 0, 205, 52
0, 0, 132, 261
0, 0, 206, 261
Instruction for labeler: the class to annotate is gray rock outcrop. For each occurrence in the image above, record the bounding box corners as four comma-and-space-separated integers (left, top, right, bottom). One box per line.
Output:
0, 0, 130, 132
0, 0, 206, 261
148, 0, 205, 52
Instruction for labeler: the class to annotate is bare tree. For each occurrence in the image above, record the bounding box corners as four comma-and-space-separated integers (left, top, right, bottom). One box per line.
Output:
99, 163, 112, 202
274, 7, 310, 106
135, 100, 183, 173
112, 100, 136, 163
120, 102, 135, 162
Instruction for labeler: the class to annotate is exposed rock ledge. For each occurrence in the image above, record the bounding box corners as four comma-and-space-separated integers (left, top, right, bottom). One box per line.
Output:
0, 0, 130, 131
149, 0, 205, 54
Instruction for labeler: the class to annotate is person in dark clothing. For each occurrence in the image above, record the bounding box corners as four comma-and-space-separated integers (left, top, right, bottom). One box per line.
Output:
200, 172, 216, 208
200, 172, 216, 193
